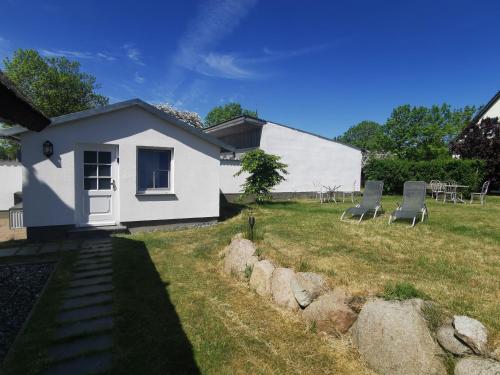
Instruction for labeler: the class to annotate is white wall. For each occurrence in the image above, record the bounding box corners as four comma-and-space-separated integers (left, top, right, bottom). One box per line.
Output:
478, 98, 500, 122
220, 160, 247, 194
219, 122, 362, 194
20, 106, 220, 227
0, 161, 23, 210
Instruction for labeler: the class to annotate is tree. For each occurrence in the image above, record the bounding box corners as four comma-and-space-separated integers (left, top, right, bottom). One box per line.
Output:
235, 149, 288, 203
335, 120, 383, 150
3, 49, 108, 118
155, 103, 203, 128
452, 117, 499, 189
204, 102, 257, 127
381, 104, 476, 160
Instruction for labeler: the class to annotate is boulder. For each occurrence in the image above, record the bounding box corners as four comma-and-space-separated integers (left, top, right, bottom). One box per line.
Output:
222, 236, 256, 279
347, 295, 366, 314
436, 324, 472, 356
271, 268, 300, 311
302, 289, 357, 334
351, 298, 446, 375
453, 315, 489, 355
291, 272, 327, 307
249, 260, 275, 297
454, 357, 500, 375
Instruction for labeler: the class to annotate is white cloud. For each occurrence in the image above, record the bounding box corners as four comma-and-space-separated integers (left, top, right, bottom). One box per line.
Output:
123, 44, 144, 65
172, 0, 258, 78
134, 72, 145, 84
41, 49, 116, 61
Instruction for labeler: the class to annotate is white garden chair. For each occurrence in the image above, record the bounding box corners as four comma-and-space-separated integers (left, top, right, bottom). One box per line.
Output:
470, 181, 490, 205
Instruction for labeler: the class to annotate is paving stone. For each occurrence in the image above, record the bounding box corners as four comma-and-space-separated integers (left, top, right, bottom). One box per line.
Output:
74, 262, 112, 272
80, 247, 112, 255
72, 269, 112, 280
60, 241, 80, 251
53, 317, 114, 340
65, 283, 114, 298
78, 251, 112, 260
74, 256, 112, 267
40, 243, 61, 253
16, 244, 41, 256
57, 304, 113, 323
69, 275, 112, 288
48, 334, 113, 362
61, 293, 113, 310
41, 351, 112, 375
0, 247, 19, 257
82, 240, 112, 248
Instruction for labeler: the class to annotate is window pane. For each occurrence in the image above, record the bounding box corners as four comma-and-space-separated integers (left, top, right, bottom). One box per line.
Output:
98, 152, 111, 164
138, 149, 171, 190
156, 170, 169, 188
99, 165, 111, 177
99, 178, 111, 190
84, 151, 97, 163
84, 164, 97, 177
84, 178, 97, 190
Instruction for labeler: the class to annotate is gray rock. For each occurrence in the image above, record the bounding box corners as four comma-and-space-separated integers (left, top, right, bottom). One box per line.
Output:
271, 268, 300, 311
453, 315, 489, 355
249, 260, 274, 297
291, 272, 327, 307
351, 298, 446, 375
454, 357, 500, 375
437, 324, 472, 355
302, 288, 357, 334
222, 236, 256, 279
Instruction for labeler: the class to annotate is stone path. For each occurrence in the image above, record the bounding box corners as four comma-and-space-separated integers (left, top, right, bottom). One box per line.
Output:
0, 240, 81, 258
42, 238, 114, 375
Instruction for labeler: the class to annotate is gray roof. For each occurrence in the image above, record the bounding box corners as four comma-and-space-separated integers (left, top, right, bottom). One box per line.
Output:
0, 99, 234, 151
203, 115, 362, 152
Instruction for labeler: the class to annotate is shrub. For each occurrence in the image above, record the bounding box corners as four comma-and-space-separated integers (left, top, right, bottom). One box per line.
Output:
364, 158, 486, 195
382, 281, 426, 300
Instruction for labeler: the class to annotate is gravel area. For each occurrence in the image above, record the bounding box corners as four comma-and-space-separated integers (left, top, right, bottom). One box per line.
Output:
0, 262, 55, 362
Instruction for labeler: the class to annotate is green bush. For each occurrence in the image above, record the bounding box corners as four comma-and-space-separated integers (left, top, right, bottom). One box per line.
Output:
364, 158, 486, 195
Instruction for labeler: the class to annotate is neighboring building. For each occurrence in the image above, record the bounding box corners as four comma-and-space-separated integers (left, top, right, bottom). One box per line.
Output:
204, 116, 362, 199
0, 99, 232, 240
470, 91, 500, 125
0, 161, 22, 211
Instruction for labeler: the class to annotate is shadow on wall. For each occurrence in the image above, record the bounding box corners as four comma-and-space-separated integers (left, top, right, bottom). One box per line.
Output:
112, 236, 200, 374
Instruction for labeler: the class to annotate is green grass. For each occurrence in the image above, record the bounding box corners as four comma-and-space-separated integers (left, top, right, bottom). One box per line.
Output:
2, 195, 499, 374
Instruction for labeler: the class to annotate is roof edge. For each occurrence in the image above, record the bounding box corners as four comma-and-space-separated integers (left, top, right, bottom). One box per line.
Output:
471, 90, 500, 124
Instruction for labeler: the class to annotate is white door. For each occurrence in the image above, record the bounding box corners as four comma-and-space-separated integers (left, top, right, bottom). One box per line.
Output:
77, 145, 118, 226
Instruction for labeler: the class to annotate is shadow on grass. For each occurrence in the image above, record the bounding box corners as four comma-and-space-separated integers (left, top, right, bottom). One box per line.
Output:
112, 237, 200, 375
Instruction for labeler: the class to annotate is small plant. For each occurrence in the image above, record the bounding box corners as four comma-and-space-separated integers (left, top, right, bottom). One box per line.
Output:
255, 247, 264, 258
382, 281, 426, 301
298, 259, 310, 272
309, 320, 317, 334
422, 302, 446, 333
244, 265, 253, 280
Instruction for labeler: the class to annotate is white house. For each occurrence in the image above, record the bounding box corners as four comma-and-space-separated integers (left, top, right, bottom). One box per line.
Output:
471, 90, 500, 124
0, 161, 22, 211
0, 99, 233, 240
204, 116, 362, 200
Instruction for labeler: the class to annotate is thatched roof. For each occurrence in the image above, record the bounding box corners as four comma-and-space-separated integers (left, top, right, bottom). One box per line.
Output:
0, 70, 50, 131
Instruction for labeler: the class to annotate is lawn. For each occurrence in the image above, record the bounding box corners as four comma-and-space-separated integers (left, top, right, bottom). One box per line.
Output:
1, 196, 498, 374
112, 195, 499, 374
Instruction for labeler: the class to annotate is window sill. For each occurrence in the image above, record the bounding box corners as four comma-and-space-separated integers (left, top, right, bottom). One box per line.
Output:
136, 191, 175, 196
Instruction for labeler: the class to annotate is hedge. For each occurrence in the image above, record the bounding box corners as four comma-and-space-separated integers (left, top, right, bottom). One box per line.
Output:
364, 158, 486, 195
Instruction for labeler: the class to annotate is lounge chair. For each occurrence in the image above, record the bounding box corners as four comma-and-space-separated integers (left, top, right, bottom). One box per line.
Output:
389, 181, 428, 227
340, 180, 383, 223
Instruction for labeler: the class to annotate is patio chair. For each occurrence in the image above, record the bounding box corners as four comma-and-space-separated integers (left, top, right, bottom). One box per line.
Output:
443, 181, 457, 204
313, 181, 327, 203
340, 180, 383, 223
429, 180, 444, 200
470, 181, 490, 205
388, 181, 428, 227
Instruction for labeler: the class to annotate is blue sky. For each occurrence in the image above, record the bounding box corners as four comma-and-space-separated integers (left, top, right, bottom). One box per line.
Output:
1, 0, 499, 137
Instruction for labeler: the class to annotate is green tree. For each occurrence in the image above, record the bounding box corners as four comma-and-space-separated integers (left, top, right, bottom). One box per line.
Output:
3, 49, 108, 118
204, 102, 257, 127
381, 104, 476, 160
235, 149, 288, 203
1, 49, 109, 159
336, 120, 383, 150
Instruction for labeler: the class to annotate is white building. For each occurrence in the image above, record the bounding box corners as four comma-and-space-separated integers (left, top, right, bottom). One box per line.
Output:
204, 116, 362, 200
0, 100, 232, 240
0, 161, 22, 211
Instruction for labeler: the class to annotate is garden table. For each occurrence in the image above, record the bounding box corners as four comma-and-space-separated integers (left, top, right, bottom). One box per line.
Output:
443, 184, 469, 204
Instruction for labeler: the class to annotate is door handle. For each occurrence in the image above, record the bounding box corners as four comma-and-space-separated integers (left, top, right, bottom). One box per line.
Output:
111, 179, 117, 190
